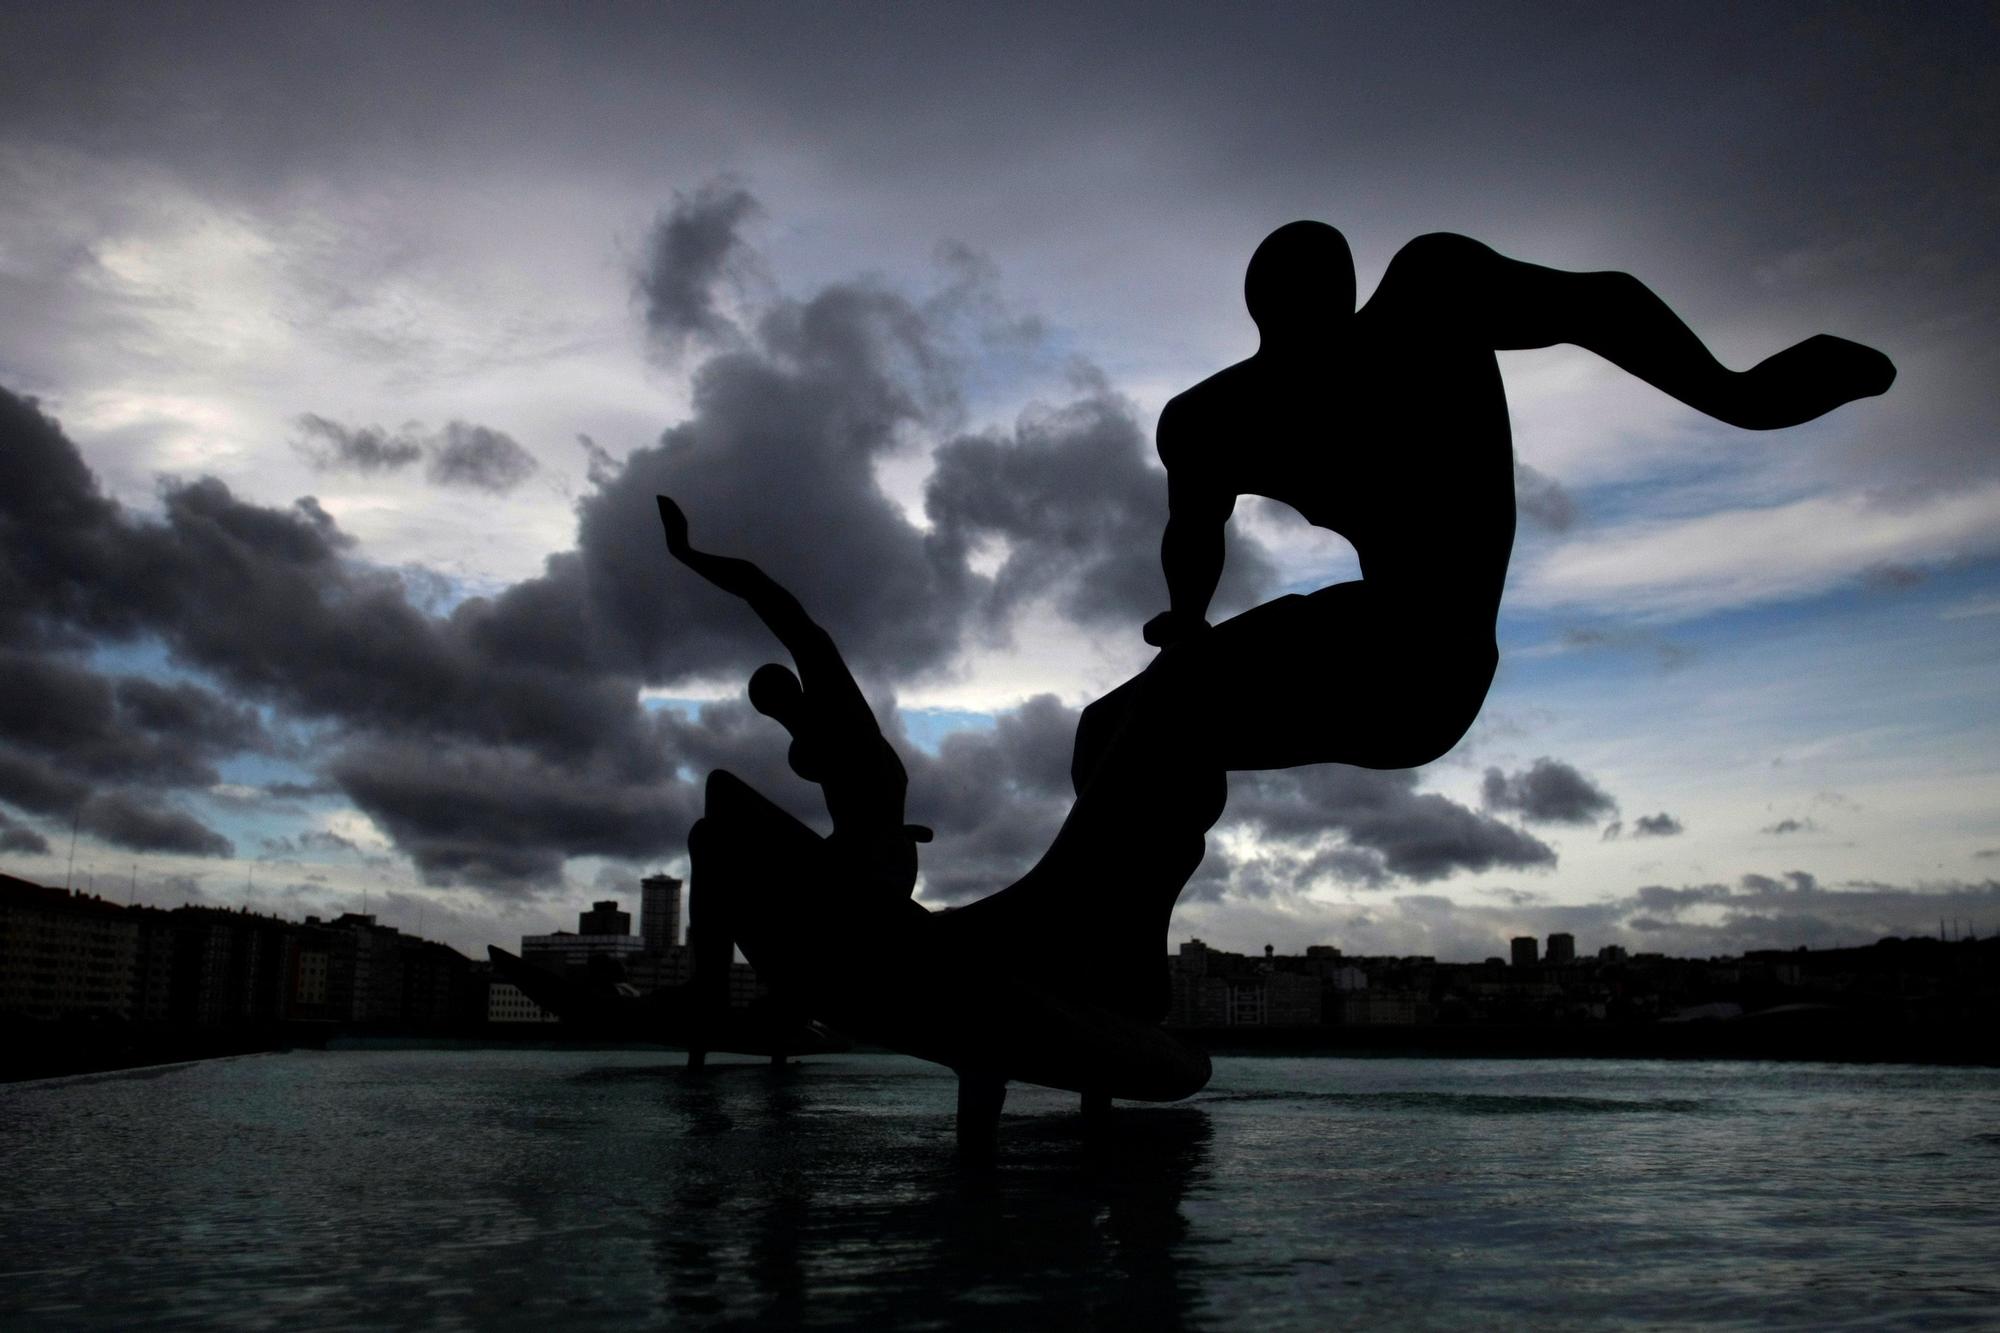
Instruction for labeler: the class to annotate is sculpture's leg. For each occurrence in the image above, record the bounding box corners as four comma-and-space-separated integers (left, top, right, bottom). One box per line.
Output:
956, 1072, 1006, 1160
685, 813, 734, 1073
940, 644, 1226, 1024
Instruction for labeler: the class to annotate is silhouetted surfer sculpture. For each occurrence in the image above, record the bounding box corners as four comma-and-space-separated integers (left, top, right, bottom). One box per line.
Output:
662, 222, 1894, 1148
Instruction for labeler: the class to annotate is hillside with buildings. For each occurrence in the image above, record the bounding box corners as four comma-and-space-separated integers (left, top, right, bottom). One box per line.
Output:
1167, 932, 1998, 1061
5, 871, 1994, 1078
0, 871, 703, 1078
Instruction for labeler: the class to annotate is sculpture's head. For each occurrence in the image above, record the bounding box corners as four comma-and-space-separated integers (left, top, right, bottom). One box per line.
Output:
1245, 220, 1354, 345
748, 662, 805, 727
750, 662, 830, 784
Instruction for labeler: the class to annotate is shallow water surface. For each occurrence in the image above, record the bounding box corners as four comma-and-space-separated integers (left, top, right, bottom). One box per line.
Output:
3, 1052, 1997, 1328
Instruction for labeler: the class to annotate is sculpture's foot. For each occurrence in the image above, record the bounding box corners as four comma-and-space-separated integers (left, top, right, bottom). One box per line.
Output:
687, 1047, 707, 1072
956, 1071, 1006, 1162
1081, 1089, 1111, 1119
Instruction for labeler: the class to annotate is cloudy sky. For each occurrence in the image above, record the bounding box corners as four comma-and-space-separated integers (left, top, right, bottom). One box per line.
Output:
2, 3, 1995, 963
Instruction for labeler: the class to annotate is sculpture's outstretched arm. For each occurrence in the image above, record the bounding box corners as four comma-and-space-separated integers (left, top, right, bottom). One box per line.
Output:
1376, 232, 1896, 430
656, 495, 872, 724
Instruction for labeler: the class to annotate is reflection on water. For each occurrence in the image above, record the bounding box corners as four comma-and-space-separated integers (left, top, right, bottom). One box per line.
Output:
4, 1052, 1999, 1329
639, 1068, 1213, 1329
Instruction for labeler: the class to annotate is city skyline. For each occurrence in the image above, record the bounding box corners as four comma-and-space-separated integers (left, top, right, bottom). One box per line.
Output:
1, 6, 1996, 966
7, 865, 1986, 973
11, 862, 1991, 1102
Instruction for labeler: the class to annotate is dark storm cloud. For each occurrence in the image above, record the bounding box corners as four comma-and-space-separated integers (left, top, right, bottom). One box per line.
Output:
1302, 845, 1394, 890
902, 696, 1563, 904
907, 738, 1566, 906
659, 697, 814, 817
0, 385, 677, 884
1633, 883, 1732, 915
328, 733, 699, 889
555, 315, 966, 681
0, 387, 132, 649
116, 676, 269, 754
0, 652, 261, 789
292, 413, 422, 474
694, 683, 1542, 911
0, 754, 235, 858
0, 810, 50, 855
424, 422, 538, 493
137, 476, 460, 729
1513, 462, 1575, 533
557, 185, 1000, 684
1480, 757, 1617, 825
1178, 852, 1238, 905
574, 183, 1257, 684
1225, 764, 1558, 884
1631, 812, 1684, 837
294, 415, 539, 493
1740, 870, 1818, 897
0, 644, 258, 857
638, 181, 761, 353
1213, 852, 1302, 902
78, 790, 232, 857
926, 387, 1276, 628
903, 695, 1081, 904
0, 749, 86, 816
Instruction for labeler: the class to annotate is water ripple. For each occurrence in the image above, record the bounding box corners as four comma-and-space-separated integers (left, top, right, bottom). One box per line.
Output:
3, 1051, 1997, 1329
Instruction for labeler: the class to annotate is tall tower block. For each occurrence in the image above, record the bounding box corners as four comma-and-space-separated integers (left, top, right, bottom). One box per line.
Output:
641, 874, 683, 951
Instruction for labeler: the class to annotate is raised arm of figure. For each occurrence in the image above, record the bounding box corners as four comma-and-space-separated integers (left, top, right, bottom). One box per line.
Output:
1377, 232, 1895, 430
656, 496, 871, 725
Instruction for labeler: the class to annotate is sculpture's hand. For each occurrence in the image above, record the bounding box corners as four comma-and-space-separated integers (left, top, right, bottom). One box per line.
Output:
656, 495, 693, 560
1737, 334, 1896, 428
1807, 334, 1896, 400
1142, 610, 1210, 649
